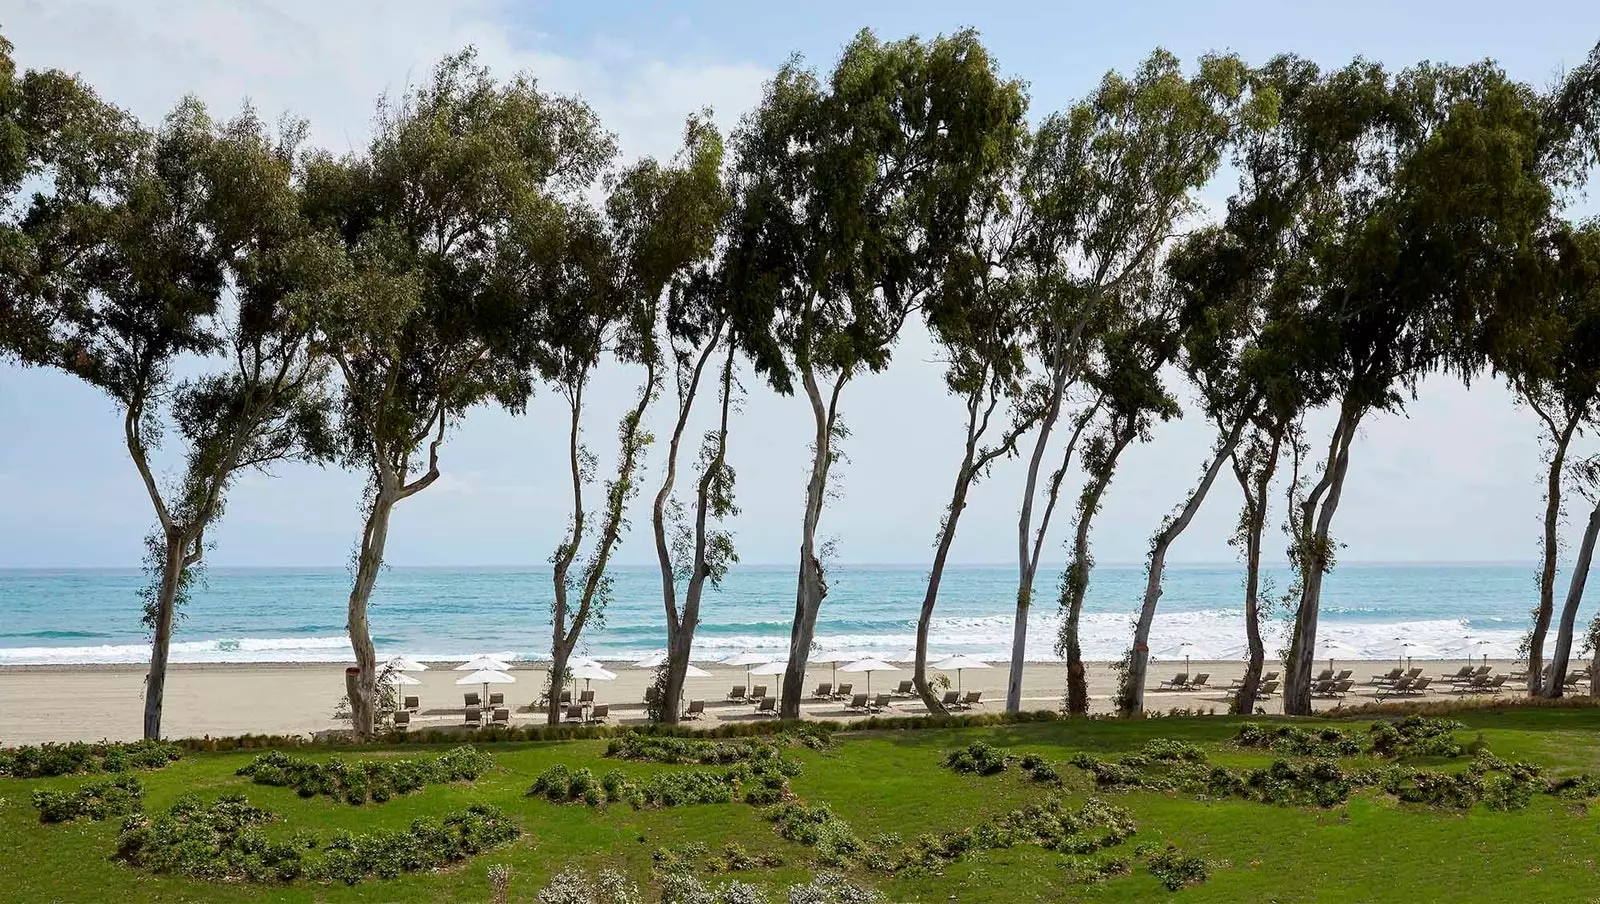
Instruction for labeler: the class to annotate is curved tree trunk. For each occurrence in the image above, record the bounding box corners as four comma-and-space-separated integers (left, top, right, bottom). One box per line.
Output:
142, 539, 187, 739
1544, 499, 1600, 698
346, 487, 396, 738
1229, 425, 1283, 716
1062, 423, 1136, 715
1123, 413, 1249, 715
1284, 405, 1360, 716
1527, 415, 1579, 694
782, 367, 845, 719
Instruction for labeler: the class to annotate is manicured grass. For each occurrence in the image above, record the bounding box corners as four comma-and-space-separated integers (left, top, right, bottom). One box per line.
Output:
6, 707, 1600, 901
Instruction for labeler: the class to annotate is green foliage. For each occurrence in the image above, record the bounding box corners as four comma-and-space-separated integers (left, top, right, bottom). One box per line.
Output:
1235, 722, 1364, 757
1141, 843, 1212, 891
530, 755, 794, 810
234, 745, 490, 804
0, 739, 181, 777
114, 793, 517, 885
941, 741, 1009, 775
31, 775, 143, 823
1368, 716, 1467, 758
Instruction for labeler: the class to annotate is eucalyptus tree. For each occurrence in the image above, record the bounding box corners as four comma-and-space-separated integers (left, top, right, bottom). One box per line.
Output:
1281, 60, 1553, 714
723, 29, 1027, 718
1055, 304, 1180, 715
1228, 417, 1291, 714
644, 116, 740, 724
537, 120, 728, 725
911, 177, 1033, 714
24, 99, 334, 739
301, 50, 613, 737
1004, 49, 1254, 714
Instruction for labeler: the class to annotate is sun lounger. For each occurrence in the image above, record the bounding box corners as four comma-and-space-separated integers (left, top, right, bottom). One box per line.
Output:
491, 708, 509, 727
392, 711, 410, 731
1315, 668, 1335, 683
1335, 669, 1353, 681
1256, 680, 1279, 698
588, 704, 609, 724
464, 706, 482, 727
488, 692, 504, 708
1376, 676, 1414, 699
869, 693, 891, 712
558, 689, 572, 706
563, 704, 585, 723
464, 692, 481, 708
1310, 679, 1335, 697
961, 691, 983, 709
941, 690, 961, 708
1445, 666, 1474, 682
753, 697, 777, 717
834, 683, 853, 701
403, 695, 419, 711
846, 693, 870, 713
1405, 667, 1424, 680
1471, 675, 1508, 694
1370, 668, 1403, 685
812, 682, 833, 700
579, 689, 595, 705
728, 685, 747, 701
1452, 675, 1488, 695
1188, 673, 1211, 690
893, 680, 914, 697
1158, 673, 1191, 690
751, 685, 768, 700
1325, 679, 1355, 698
682, 699, 705, 720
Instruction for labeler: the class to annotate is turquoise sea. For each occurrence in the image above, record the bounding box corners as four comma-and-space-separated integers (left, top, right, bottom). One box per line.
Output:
0, 563, 1561, 665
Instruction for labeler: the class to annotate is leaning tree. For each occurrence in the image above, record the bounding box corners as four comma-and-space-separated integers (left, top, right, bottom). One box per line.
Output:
723, 28, 1027, 718
302, 50, 613, 737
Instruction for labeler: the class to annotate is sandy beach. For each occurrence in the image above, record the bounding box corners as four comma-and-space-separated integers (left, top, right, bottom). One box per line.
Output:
0, 657, 1537, 745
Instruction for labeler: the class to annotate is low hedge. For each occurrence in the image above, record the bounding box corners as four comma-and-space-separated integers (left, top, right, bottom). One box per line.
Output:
0, 739, 182, 777
32, 775, 143, 823
234, 745, 491, 804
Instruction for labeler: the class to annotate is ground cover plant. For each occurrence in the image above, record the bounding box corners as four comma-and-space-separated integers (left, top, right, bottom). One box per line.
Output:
11, 706, 1600, 901
235, 744, 492, 804
0, 739, 183, 777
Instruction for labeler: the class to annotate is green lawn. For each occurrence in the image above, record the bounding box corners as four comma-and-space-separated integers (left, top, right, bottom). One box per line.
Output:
6, 707, 1600, 903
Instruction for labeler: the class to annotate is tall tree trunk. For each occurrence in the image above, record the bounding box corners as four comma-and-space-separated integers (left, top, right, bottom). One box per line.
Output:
1284, 404, 1360, 716
142, 537, 187, 739
1062, 422, 1136, 715
782, 367, 842, 719
1123, 413, 1249, 715
1007, 394, 1098, 713
1229, 425, 1283, 716
346, 486, 396, 738
1527, 413, 1579, 694
1544, 498, 1600, 697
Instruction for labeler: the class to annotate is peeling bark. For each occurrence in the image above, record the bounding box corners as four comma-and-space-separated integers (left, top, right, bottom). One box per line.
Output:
1544, 498, 1600, 697
1061, 421, 1136, 715
1228, 424, 1284, 716
781, 365, 845, 719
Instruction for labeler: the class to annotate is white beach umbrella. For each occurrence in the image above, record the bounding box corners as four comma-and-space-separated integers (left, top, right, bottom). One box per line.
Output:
839, 658, 899, 699
454, 668, 515, 707
931, 654, 993, 696
571, 656, 606, 670
750, 660, 789, 675
634, 651, 668, 669
1316, 638, 1358, 672
380, 671, 422, 686
721, 651, 773, 689
455, 655, 512, 672
1453, 635, 1494, 666
570, 662, 618, 692
812, 650, 857, 684
1156, 641, 1197, 674
683, 664, 713, 679
384, 655, 429, 672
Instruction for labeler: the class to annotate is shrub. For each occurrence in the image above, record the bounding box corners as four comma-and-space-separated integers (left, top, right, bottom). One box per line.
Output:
235, 745, 489, 805
1141, 843, 1210, 890
1244, 759, 1352, 808
941, 742, 1008, 775
1235, 723, 1361, 758
783, 874, 884, 904
31, 775, 143, 823
1369, 716, 1467, 759
1139, 738, 1206, 762
0, 739, 181, 778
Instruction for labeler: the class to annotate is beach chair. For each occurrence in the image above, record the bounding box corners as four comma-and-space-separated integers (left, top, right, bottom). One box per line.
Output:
871, 693, 891, 713
1405, 667, 1424, 680
464, 692, 481, 708
559, 689, 573, 706
1376, 676, 1414, 700
961, 691, 983, 709
1188, 673, 1211, 690
834, 683, 853, 701
491, 708, 509, 728
488, 692, 504, 708
563, 704, 585, 723
893, 680, 914, 697
1315, 668, 1335, 683
1475, 675, 1509, 694
403, 695, 419, 711
753, 697, 777, 717
1471, 665, 1492, 680
392, 711, 410, 731
682, 699, 705, 720
1158, 674, 1191, 690
1335, 669, 1353, 681
812, 682, 833, 700
1445, 666, 1474, 683
464, 706, 482, 727
1452, 675, 1488, 695
644, 686, 659, 706
579, 689, 595, 705
846, 693, 870, 713
1370, 668, 1403, 685
1256, 680, 1279, 698
588, 704, 610, 724
941, 690, 961, 709
751, 685, 768, 700
1310, 679, 1336, 698
1394, 677, 1434, 697
728, 685, 747, 702
1330, 679, 1355, 698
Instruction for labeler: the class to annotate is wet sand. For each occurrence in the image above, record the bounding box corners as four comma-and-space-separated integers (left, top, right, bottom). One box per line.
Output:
0, 658, 1532, 745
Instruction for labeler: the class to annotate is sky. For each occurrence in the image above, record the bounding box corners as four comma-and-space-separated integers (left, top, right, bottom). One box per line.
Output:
2, 0, 1600, 569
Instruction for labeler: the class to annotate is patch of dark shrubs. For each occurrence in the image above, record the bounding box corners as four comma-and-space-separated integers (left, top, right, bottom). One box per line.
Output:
31, 774, 143, 823
1234, 723, 1363, 758
941, 741, 1008, 775
604, 730, 830, 765
114, 792, 517, 884
1139, 842, 1212, 891
234, 744, 490, 804
529, 758, 794, 809
1368, 716, 1467, 759
0, 739, 182, 778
